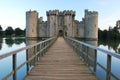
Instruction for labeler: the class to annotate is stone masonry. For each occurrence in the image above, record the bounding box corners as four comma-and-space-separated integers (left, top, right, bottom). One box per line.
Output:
26, 9, 98, 40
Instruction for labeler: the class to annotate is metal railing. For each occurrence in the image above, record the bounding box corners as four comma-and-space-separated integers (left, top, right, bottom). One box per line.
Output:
65, 37, 120, 80
0, 37, 56, 80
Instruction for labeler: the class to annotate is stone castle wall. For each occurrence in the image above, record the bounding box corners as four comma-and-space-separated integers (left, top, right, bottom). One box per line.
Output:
38, 21, 47, 37
26, 9, 98, 39
75, 20, 84, 38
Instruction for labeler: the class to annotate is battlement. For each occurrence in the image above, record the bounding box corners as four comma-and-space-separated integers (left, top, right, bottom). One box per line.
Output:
26, 10, 38, 14
46, 10, 59, 16
59, 11, 64, 16
46, 10, 76, 16
85, 9, 98, 16
38, 17, 43, 23
63, 10, 75, 16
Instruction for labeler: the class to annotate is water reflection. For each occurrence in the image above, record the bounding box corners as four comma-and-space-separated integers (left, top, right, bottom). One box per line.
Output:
82, 40, 120, 80
26, 39, 38, 67
14, 38, 26, 45
5, 38, 25, 47
84, 40, 97, 68
5, 38, 14, 47
0, 37, 45, 80
0, 39, 3, 50
98, 40, 120, 54
26, 38, 47, 70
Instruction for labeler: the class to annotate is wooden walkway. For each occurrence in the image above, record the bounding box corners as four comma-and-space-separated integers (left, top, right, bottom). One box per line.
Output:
24, 37, 98, 80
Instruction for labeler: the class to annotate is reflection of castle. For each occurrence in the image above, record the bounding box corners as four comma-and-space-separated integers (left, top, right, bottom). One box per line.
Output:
26, 9, 98, 39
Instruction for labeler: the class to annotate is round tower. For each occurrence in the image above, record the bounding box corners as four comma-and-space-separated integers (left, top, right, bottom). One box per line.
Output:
26, 10, 38, 38
84, 9, 98, 40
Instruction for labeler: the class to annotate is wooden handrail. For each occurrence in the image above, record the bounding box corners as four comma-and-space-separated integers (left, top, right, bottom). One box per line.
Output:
0, 37, 56, 80
65, 37, 120, 80
0, 38, 54, 60
66, 37, 120, 59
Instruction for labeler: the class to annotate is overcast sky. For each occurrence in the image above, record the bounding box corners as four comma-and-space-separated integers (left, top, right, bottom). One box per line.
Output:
0, 0, 120, 30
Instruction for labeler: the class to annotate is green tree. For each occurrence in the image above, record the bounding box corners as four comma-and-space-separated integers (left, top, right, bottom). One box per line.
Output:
98, 26, 120, 40
5, 26, 14, 37
0, 25, 3, 37
14, 27, 24, 36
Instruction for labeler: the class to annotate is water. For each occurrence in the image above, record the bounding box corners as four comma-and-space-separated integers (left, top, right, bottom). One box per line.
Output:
0, 38, 120, 80
0, 37, 44, 80
85, 40, 120, 80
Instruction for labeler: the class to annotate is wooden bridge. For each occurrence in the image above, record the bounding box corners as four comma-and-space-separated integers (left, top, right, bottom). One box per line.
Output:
1, 37, 120, 80
24, 37, 97, 80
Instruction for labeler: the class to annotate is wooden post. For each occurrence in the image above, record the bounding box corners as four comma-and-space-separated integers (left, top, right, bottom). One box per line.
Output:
13, 54, 17, 80
79, 44, 82, 57
26, 49, 29, 74
106, 55, 111, 80
93, 49, 97, 73
43, 42, 45, 54
39, 43, 42, 57
34, 46, 37, 64
41, 43, 44, 56
85, 46, 89, 64
44, 42, 46, 53
37, 44, 41, 60
82, 45, 84, 60
46, 41, 48, 52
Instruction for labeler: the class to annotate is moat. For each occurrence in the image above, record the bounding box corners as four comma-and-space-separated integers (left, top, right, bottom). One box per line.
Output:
0, 37, 120, 80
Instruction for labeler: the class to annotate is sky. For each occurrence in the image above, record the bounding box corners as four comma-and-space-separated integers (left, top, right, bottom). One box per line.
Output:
0, 0, 120, 30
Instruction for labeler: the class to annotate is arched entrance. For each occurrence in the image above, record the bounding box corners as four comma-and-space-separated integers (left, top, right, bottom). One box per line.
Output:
59, 30, 63, 36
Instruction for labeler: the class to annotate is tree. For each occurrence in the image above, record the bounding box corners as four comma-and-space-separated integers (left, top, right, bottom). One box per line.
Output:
98, 26, 120, 40
5, 26, 14, 37
0, 25, 3, 37
14, 27, 24, 36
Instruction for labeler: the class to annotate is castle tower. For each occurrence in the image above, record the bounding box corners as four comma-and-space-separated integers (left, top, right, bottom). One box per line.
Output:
46, 10, 59, 37
26, 10, 38, 38
39, 17, 43, 23
63, 10, 75, 37
84, 9, 98, 40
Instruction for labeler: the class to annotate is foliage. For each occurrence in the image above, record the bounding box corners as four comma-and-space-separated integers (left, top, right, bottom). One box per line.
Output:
0, 25, 25, 37
5, 26, 14, 37
98, 40, 120, 53
0, 25, 3, 37
14, 28, 24, 36
98, 26, 120, 40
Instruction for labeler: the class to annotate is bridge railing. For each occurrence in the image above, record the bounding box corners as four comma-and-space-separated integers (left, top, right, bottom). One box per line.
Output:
65, 37, 120, 80
0, 37, 56, 80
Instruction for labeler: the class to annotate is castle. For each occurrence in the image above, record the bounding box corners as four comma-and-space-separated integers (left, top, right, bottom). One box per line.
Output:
26, 9, 98, 40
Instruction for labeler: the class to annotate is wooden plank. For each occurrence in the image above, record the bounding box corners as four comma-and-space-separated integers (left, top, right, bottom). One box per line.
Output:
24, 37, 98, 80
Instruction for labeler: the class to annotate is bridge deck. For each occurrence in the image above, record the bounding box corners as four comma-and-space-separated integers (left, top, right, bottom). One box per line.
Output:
24, 37, 98, 80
